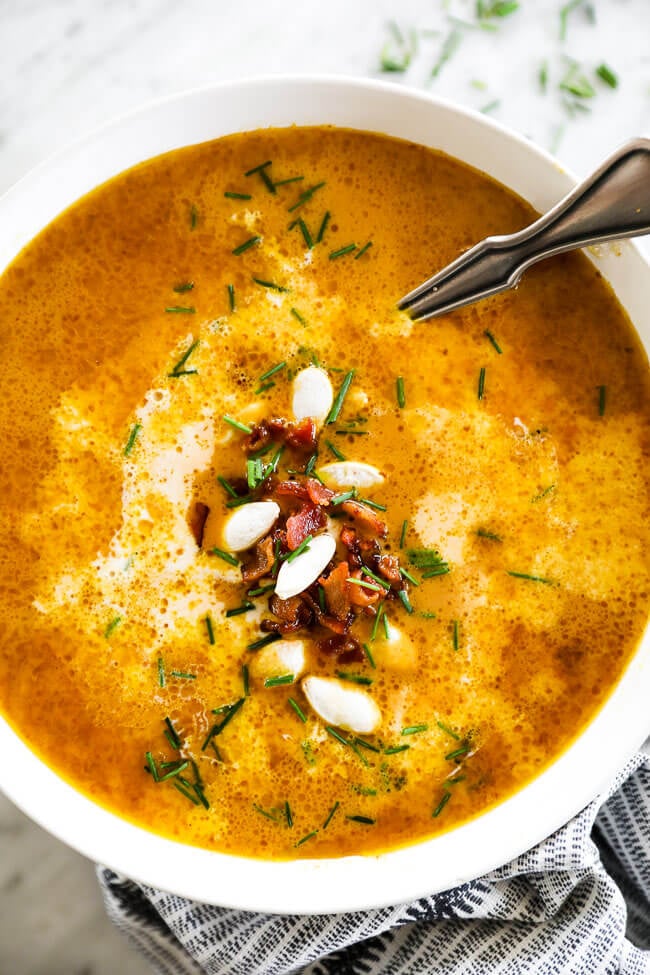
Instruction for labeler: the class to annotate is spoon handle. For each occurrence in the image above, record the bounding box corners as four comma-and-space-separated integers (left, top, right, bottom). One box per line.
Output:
399, 137, 650, 321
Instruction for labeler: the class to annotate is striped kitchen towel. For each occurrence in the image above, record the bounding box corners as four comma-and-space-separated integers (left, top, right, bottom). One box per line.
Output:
98, 743, 650, 975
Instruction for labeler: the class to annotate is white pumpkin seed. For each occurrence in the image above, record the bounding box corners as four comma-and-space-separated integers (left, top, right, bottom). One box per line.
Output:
318, 460, 384, 490
274, 532, 336, 600
250, 640, 306, 682
222, 501, 280, 552
291, 366, 333, 427
302, 676, 382, 734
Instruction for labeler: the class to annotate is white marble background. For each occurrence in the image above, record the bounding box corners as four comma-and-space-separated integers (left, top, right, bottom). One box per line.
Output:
1, 0, 649, 972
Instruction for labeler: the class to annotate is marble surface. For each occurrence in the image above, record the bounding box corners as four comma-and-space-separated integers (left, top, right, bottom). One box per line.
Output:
0, 0, 649, 972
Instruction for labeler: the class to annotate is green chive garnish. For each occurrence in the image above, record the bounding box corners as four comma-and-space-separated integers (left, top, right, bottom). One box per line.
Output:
284, 801, 294, 827
222, 414, 253, 434
253, 803, 279, 822
432, 791, 451, 818
290, 307, 307, 325
398, 590, 414, 614
289, 217, 314, 249
104, 616, 122, 639
399, 566, 419, 586
396, 376, 406, 408
507, 570, 555, 585
484, 329, 502, 353
217, 475, 239, 499
244, 160, 272, 176
445, 744, 470, 761
170, 671, 196, 680
205, 615, 215, 645
232, 235, 262, 256
158, 760, 190, 783
247, 633, 282, 651
242, 663, 249, 697
227, 283, 236, 312
189, 204, 198, 230
264, 673, 295, 687
476, 528, 502, 541
326, 726, 349, 747
326, 370, 355, 424
346, 815, 376, 825
329, 243, 357, 260
598, 384, 606, 416
224, 191, 252, 200
437, 721, 461, 740
362, 642, 376, 668
165, 306, 195, 314
295, 830, 318, 847
326, 439, 345, 460
157, 656, 165, 687
201, 698, 245, 750
402, 724, 428, 736
399, 520, 408, 548
164, 716, 182, 749
478, 366, 486, 400
354, 241, 373, 260
336, 672, 373, 685
258, 361, 287, 382
145, 752, 159, 781
323, 801, 340, 829
173, 281, 194, 293
452, 619, 459, 652
226, 601, 255, 618
288, 697, 307, 722
275, 175, 304, 187
346, 577, 383, 593
316, 211, 331, 243
384, 744, 410, 755
596, 63, 618, 88
169, 338, 199, 377
252, 277, 289, 293
124, 423, 141, 456
288, 181, 326, 213
285, 535, 313, 563
247, 583, 276, 597
210, 547, 239, 567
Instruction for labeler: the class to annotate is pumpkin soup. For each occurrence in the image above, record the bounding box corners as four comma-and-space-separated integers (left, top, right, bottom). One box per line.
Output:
0, 126, 648, 859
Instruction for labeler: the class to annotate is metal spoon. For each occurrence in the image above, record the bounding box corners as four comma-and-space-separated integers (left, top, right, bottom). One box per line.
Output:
398, 137, 650, 321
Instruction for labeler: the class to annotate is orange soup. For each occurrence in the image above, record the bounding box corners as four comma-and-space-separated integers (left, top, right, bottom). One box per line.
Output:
0, 127, 648, 859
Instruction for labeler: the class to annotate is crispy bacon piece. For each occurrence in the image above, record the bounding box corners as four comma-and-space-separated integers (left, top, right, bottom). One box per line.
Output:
377, 554, 402, 587
188, 501, 209, 548
347, 568, 382, 608
245, 417, 317, 455
341, 500, 388, 538
285, 417, 317, 450
306, 478, 334, 505
319, 561, 351, 621
261, 594, 313, 634
274, 480, 311, 501
317, 633, 364, 664
240, 535, 275, 584
245, 420, 273, 454
286, 504, 327, 550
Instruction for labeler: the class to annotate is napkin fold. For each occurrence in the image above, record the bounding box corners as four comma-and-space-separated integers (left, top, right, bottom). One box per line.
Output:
98, 744, 650, 974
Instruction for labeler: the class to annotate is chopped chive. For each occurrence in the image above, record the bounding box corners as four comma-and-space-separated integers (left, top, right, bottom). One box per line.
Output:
295, 830, 318, 847
104, 616, 122, 639
422, 564, 450, 579
382, 612, 390, 639
145, 751, 159, 781
326, 726, 350, 747
164, 716, 182, 749
247, 632, 282, 651
252, 277, 289, 293
317, 584, 326, 613
246, 457, 264, 489
353, 737, 381, 753
258, 167, 276, 194
316, 211, 331, 243
226, 601, 255, 618
431, 28, 462, 79
399, 566, 419, 586
169, 338, 199, 377
336, 671, 373, 685
531, 483, 556, 503
452, 619, 459, 652
326, 370, 355, 424
201, 698, 245, 750
478, 366, 486, 400
329, 244, 357, 260
396, 376, 406, 408
598, 384, 607, 416
323, 801, 340, 829
397, 590, 414, 614
189, 204, 198, 230
224, 191, 252, 200
227, 283, 236, 312
226, 494, 254, 509
304, 452, 318, 477
173, 281, 194, 294
325, 439, 345, 460
289, 217, 314, 249
420, 611, 437, 619
484, 329, 503, 354
253, 803, 279, 822
123, 423, 142, 456
384, 744, 410, 755
507, 570, 555, 584
247, 583, 276, 597
358, 496, 387, 512
193, 782, 210, 810
362, 642, 376, 668
331, 489, 357, 506
437, 720, 461, 740
407, 548, 444, 568
288, 181, 326, 213
334, 429, 368, 437
288, 697, 307, 722
399, 520, 408, 548
232, 235, 262, 256
275, 175, 305, 187
217, 477, 239, 502
244, 160, 272, 176
264, 673, 295, 688
163, 729, 178, 751
346, 815, 376, 825
432, 790, 451, 818
360, 565, 390, 589
285, 535, 312, 563
354, 241, 373, 260
258, 361, 287, 382
480, 99, 501, 114
173, 780, 200, 806
210, 546, 239, 567
222, 414, 253, 434
241, 663, 250, 697
165, 306, 196, 314
284, 801, 294, 827
205, 615, 215, 645
476, 528, 502, 541
370, 603, 385, 641
158, 760, 190, 782
560, 62, 596, 99
212, 702, 237, 715
157, 656, 166, 687
347, 577, 383, 593
445, 744, 470, 761
402, 724, 428, 736
596, 63, 618, 88
290, 307, 307, 325
170, 671, 196, 680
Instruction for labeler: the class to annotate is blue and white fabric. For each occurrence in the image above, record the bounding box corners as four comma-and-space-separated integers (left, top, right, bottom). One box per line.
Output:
98, 742, 650, 974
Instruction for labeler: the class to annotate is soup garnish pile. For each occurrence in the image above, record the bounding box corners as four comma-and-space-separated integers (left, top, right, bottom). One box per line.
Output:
0, 127, 648, 858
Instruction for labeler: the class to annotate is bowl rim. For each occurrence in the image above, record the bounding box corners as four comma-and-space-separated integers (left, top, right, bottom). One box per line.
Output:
1, 73, 649, 916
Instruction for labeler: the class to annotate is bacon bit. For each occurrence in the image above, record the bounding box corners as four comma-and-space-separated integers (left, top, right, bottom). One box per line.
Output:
319, 562, 352, 621
245, 417, 317, 455
286, 504, 327, 550
245, 420, 273, 454
188, 501, 209, 548
306, 478, 334, 506
275, 480, 311, 501
317, 633, 364, 664
341, 500, 388, 538
241, 535, 275, 584
285, 417, 317, 450
377, 554, 402, 587
261, 594, 313, 634
347, 568, 381, 608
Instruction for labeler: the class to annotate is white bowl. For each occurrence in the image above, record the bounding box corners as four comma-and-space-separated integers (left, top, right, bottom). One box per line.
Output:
1, 76, 648, 916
